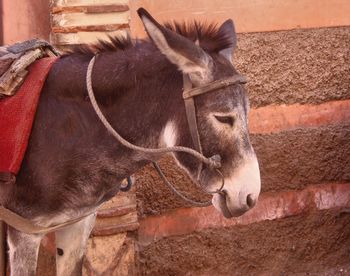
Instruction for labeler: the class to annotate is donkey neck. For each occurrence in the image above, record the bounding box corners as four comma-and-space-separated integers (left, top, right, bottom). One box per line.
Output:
44, 49, 189, 181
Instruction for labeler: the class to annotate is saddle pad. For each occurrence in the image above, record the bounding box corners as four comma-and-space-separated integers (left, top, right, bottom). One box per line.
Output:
0, 57, 58, 174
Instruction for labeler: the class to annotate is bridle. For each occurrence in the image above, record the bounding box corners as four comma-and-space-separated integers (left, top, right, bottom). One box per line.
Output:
182, 73, 248, 179
86, 56, 247, 207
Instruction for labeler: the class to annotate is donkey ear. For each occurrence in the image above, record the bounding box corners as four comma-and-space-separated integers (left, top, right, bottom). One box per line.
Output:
137, 8, 213, 85
218, 19, 237, 63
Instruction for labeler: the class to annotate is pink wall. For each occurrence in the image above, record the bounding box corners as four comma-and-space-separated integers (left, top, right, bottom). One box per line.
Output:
130, 0, 350, 37
2, 0, 50, 44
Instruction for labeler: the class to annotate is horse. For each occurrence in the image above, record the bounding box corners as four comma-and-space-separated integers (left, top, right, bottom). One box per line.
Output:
2, 8, 261, 275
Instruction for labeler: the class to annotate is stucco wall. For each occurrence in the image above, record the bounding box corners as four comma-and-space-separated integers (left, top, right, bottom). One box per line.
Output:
140, 210, 350, 275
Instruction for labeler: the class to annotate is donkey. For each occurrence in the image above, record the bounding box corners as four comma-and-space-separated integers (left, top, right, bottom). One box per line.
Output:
2, 8, 260, 275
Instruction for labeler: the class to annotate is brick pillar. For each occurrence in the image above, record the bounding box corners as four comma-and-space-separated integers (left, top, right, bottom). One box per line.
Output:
51, 0, 130, 46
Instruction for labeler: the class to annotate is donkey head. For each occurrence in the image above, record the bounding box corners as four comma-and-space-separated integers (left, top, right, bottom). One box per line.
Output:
138, 9, 261, 218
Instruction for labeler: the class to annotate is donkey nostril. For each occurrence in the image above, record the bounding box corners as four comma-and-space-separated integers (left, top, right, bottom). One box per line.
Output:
246, 194, 256, 208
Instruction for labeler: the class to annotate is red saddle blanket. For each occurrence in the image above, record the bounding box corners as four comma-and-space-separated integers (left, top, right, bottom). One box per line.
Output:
0, 57, 58, 174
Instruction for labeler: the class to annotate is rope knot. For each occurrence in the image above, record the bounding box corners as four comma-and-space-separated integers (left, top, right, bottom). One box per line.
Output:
208, 154, 221, 169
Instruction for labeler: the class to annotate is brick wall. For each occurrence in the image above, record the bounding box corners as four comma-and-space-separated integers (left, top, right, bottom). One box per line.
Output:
51, 0, 130, 46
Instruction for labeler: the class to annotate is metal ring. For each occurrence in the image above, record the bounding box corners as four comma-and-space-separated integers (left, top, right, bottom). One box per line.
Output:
120, 176, 132, 192
207, 169, 225, 195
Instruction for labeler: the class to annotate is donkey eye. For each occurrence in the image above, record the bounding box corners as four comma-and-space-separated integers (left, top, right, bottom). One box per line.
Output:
214, 115, 235, 127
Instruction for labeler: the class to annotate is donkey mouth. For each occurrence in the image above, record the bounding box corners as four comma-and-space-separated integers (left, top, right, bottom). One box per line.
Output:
213, 192, 249, 218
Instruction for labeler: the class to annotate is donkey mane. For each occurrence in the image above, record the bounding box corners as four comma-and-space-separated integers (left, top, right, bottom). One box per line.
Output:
163, 21, 234, 52
66, 20, 234, 56
64, 35, 133, 57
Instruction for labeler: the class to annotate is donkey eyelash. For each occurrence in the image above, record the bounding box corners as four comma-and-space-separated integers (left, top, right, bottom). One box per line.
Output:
214, 115, 235, 127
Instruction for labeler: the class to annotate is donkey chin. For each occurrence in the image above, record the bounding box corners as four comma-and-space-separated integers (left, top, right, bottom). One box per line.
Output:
211, 156, 261, 218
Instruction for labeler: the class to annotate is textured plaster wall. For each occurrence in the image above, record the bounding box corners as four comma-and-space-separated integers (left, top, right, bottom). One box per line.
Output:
235, 27, 350, 107
139, 210, 350, 275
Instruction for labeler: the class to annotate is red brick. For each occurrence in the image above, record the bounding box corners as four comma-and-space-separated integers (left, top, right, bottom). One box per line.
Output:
138, 183, 350, 245
249, 100, 350, 134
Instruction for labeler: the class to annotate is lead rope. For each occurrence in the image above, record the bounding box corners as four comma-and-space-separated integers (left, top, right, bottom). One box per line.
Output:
152, 162, 212, 207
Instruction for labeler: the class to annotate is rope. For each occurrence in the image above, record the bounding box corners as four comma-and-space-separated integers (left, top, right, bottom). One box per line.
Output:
0, 206, 95, 235
152, 162, 211, 207
86, 56, 221, 170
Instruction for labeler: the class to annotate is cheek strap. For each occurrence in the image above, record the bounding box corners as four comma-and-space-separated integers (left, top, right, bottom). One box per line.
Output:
183, 74, 203, 179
